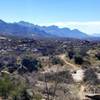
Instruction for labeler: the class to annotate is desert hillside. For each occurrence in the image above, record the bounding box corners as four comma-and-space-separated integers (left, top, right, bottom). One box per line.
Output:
0, 37, 100, 100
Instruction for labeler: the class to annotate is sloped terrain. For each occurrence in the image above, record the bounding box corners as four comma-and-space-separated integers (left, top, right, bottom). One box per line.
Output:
0, 37, 100, 100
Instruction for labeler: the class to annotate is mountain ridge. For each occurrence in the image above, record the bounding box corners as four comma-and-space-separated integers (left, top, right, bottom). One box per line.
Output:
0, 19, 91, 39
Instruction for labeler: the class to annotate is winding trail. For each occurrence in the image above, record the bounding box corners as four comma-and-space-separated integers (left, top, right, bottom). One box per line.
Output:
59, 54, 86, 99
58, 54, 78, 70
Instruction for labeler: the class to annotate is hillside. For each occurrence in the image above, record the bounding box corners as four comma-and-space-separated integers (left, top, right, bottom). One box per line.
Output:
0, 37, 100, 100
0, 20, 89, 39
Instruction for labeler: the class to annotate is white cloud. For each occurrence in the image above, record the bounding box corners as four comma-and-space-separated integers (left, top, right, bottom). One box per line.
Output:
42, 21, 100, 35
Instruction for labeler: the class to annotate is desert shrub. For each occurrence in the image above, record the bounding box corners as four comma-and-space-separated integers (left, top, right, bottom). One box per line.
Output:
0, 74, 13, 99
81, 60, 91, 69
83, 68, 99, 85
74, 55, 84, 65
10, 82, 27, 100
22, 58, 42, 72
15, 89, 31, 100
51, 57, 63, 65
0, 73, 29, 100
79, 46, 89, 57
33, 94, 42, 100
39, 70, 73, 84
68, 51, 75, 59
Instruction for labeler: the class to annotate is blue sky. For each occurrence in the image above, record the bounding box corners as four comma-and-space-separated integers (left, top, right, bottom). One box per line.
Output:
0, 0, 100, 34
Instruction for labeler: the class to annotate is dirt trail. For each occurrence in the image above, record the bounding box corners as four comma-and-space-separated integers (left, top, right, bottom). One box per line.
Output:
58, 54, 78, 70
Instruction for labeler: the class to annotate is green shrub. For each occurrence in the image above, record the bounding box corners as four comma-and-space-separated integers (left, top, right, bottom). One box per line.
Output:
0, 73, 27, 99
74, 55, 84, 65
0, 74, 13, 99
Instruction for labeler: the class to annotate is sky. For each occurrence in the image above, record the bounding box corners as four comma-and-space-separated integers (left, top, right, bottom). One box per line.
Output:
0, 0, 100, 35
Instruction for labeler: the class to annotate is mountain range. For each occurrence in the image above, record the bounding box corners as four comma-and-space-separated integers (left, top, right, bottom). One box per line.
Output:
0, 19, 99, 39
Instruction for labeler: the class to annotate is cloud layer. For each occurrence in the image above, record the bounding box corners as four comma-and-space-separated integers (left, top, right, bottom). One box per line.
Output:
43, 21, 100, 35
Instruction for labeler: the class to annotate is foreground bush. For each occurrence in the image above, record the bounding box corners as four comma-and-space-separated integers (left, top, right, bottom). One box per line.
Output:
0, 73, 28, 100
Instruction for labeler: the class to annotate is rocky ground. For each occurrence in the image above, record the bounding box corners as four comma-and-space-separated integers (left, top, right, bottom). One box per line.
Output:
0, 37, 100, 100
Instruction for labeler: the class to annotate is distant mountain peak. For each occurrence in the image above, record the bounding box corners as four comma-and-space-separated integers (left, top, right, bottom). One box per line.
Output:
19, 21, 31, 24
18, 21, 35, 27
